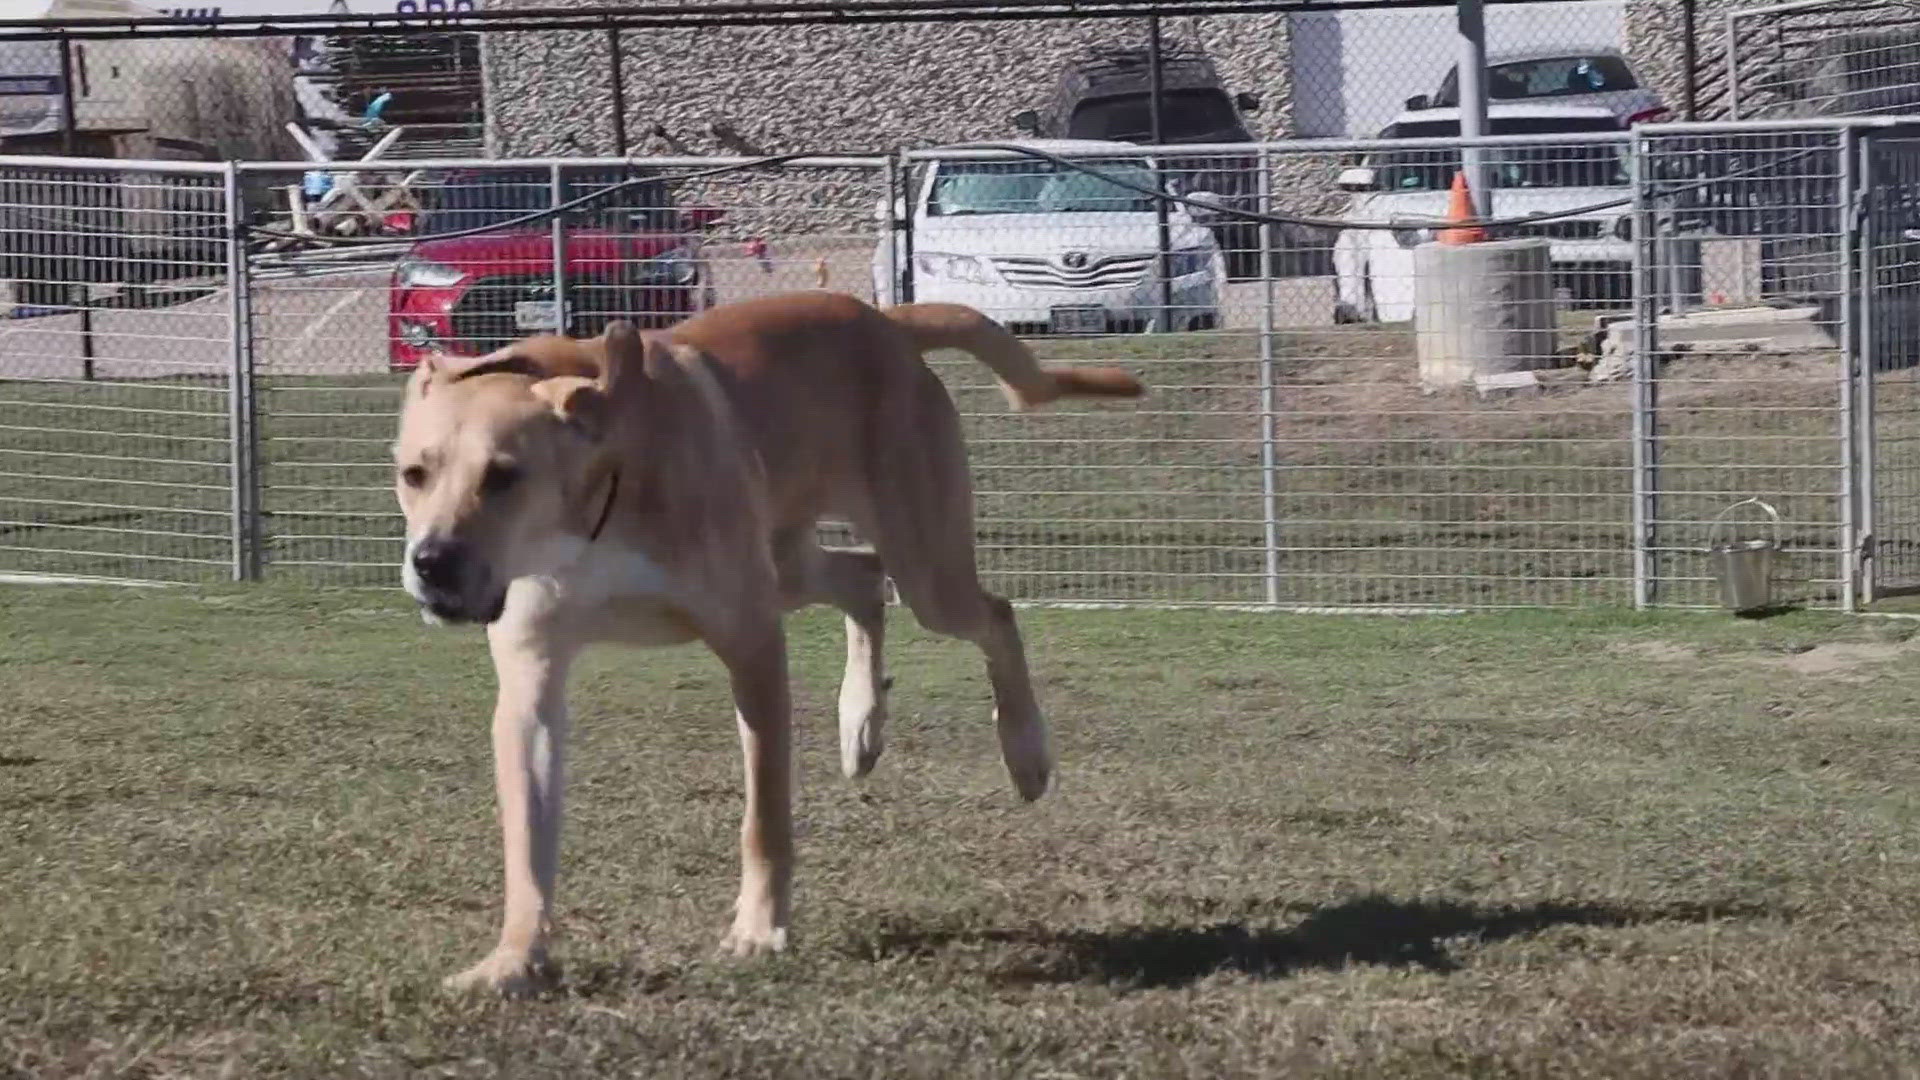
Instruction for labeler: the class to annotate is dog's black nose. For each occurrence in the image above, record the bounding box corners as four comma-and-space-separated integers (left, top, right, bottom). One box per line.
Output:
411, 537, 465, 591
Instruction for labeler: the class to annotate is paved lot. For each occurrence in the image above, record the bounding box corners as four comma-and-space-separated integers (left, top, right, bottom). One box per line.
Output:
0, 240, 1338, 382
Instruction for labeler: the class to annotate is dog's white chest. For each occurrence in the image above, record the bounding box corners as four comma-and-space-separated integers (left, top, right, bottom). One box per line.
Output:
514, 542, 699, 646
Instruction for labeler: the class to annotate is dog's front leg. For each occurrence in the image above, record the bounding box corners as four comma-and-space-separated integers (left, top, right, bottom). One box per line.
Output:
714, 620, 794, 956
445, 627, 574, 995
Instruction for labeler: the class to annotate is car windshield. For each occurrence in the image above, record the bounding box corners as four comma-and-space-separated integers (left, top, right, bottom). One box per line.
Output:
1366, 117, 1629, 190
417, 168, 674, 235
927, 158, 1160, 215
1067, 90, 1242, 140
1433, 54, 1640, 106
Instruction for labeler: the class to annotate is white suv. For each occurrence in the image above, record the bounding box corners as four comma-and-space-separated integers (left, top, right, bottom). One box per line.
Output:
874, 139, 1225, 335
1331, 105, 1634, 324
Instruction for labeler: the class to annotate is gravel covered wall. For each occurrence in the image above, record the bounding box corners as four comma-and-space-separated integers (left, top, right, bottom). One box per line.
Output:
479, 2, 1782, 238
1622, 0, 1733, 120
479, 1, 1293, 234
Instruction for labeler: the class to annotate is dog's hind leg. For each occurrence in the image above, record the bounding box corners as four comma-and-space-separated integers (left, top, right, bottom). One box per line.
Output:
855, 374, 1051, 802
709, 617, 795, 957
773, 527, 890, 779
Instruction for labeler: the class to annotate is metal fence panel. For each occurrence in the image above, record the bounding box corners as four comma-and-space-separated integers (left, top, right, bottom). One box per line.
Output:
1635, 125, 1852, 608
0, 126, 1904, 610
0, 157, 236, 584
905, 135, 1639, 608
1861, 128, 1920, 598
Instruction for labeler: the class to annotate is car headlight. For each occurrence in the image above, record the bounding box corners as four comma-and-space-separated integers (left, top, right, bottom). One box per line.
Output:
1164, 247, 1213, 278
395, 258, 465, 289
638, 245, 699, 286
1391, 227, 1434, 249
1612, 216, 1634, 241
398, 320, 437, 347
913, 251, 991, 284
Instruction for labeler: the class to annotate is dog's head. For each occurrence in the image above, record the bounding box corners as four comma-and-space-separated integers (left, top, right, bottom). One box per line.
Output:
391, 320, 689, 625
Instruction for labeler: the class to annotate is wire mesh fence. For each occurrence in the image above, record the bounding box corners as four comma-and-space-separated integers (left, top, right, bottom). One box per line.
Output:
0, 121, 1914, 610
1860, 129, 1920, 600
1634, 124, 1853, 608
0, 157, 236, 584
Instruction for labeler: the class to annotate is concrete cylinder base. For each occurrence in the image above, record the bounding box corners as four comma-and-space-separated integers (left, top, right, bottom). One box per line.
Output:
1412, 237, 1557, 389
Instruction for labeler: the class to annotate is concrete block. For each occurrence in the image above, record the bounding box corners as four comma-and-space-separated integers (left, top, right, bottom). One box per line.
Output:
1412, 237, 1558, 389
1589, 304, 1838, 382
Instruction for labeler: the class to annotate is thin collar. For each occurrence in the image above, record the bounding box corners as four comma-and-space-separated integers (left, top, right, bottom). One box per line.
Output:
589, 470, 619, 542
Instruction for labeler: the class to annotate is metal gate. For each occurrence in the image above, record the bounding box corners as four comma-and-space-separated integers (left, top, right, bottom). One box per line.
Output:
1859, 127, 1920, 601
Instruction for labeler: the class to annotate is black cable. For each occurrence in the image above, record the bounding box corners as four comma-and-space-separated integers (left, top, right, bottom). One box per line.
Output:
239, 152, 824, 246
959, 141, 1829, 232
237, 140, 1834, 251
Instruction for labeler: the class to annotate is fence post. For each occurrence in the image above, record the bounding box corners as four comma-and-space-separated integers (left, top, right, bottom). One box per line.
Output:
1681, 0, 1698, 121
224, 162, 261, 582
882, 156, 901, 306
57, 34, 76, 154
1257, 144, 1279, 606
895, 148, 915, 304
1630, 128, 1659, 608
1854, 127, 1878, 606
57, 34, 99, 383
1843, 125, 1873, 607
550, 163, 568, 336
1827, 125, 1858, 607
1146, 15, 1174, 332
606, 23, 627, 157
1724, 10, 1743, 120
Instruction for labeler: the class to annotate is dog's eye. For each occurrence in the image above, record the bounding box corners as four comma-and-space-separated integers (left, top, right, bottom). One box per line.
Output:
400, 465, 428, 489
482, 462, 521, 495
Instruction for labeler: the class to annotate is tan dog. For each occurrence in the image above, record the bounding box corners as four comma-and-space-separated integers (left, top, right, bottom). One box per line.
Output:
392, 291, 1143, 994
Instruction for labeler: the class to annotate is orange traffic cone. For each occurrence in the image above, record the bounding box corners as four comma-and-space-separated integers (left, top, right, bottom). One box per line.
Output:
1437, 170, 1486, 245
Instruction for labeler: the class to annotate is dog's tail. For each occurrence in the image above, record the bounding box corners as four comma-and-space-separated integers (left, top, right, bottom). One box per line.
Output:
882, 301, 1145, 411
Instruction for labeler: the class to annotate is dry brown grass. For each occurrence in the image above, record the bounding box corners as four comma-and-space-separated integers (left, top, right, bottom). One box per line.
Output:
7, 585, 1920, 1077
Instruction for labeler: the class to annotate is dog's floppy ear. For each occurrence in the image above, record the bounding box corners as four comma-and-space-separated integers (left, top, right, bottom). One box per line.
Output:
600, 320, 697, 401
532, 375, 613, 442
406, 348, 548, 402
404, 350, 453, 401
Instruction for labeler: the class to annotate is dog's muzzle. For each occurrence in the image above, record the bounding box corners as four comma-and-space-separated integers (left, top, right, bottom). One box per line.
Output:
403, 536, 507, 625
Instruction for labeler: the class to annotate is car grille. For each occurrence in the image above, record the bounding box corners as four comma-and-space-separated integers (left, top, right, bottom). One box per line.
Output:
1501, 220, 1606, 241
448, 274, 689, 353
989, 253, 1155, 290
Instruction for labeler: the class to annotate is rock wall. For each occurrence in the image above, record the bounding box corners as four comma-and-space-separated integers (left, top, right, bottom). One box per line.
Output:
1622, 0, 1735, 120
479, 1, 1293, 234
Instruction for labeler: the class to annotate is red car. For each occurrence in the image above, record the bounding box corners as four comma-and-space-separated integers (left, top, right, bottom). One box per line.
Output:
387, 166, 724, 371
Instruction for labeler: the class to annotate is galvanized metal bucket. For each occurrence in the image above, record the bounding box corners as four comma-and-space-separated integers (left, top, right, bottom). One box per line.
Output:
1706, 497, 1781, 614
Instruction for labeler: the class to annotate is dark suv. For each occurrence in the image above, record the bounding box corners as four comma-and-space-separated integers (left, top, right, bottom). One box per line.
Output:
1012, 44, 1268, 278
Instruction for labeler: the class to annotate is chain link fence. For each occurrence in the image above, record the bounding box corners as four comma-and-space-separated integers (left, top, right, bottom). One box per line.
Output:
1727, 0, 1920, 121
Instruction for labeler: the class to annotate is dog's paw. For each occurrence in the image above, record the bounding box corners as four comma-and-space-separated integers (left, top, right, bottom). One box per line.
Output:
838, 684, 888, 780
1007, 758, 1051, 802
718, 916, 789, 958
996, 707, 1052, 802
838, 709, 886, 780
442, 949, 557, 997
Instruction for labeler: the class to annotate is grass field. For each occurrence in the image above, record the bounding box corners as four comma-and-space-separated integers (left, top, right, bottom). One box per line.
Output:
6, 585, 1920, 1076
0, 321, 1887, 610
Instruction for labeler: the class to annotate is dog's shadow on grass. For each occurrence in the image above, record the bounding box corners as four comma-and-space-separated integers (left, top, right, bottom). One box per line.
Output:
854, 894, 1775, 989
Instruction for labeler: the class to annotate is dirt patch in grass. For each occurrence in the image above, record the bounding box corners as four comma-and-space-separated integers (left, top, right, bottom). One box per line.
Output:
1609, 639, 1701, 663
1765, 639, 1920, 677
